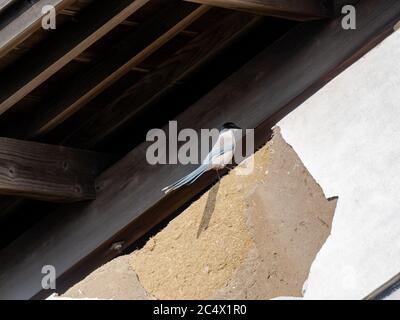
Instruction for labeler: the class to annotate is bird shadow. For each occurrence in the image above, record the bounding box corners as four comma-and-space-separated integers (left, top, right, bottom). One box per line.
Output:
196, 180, 220, 239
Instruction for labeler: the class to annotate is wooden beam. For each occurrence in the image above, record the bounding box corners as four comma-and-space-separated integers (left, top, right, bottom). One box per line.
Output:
0, 0, 150, 116
330, 1, 360, 15
62, 12, 260, 149
0, 137, 113, 202
185, 0, 332, 21
24, 2, 208, 138
0, 0, 399, 300
364, 272, 400, 300
0, 0, 14, 12
0, 0, 74, 57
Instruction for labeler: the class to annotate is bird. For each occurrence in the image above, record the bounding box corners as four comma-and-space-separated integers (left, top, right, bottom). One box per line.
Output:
162, 122, 241, 194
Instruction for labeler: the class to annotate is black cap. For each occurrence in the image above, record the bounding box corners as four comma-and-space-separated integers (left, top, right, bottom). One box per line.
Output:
222, 122, 241, 129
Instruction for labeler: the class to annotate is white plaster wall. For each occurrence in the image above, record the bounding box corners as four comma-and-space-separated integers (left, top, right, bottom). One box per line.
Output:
278, 30, 400, 299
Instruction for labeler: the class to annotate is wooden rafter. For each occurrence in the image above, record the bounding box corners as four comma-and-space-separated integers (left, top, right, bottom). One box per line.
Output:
0, 0, 150, 116
0, 0, 74, 57
0, 0, 398, 300
62, 12, 260, 149
24, 2, 208, 137
0, 137, 113, 202
0, 0, 14, 12
185, 0, 332, 21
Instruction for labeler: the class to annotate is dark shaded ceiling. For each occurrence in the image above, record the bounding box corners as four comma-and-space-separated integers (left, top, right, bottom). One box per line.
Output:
0, 0, 296, 250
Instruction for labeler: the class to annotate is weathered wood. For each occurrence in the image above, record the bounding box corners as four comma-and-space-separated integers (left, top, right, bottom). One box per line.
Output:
24, 2, 208, 137
0, 0, 14, 12
63, 12, 260, 149
0, 0, 399, 300
0, 0, 150, 116
0, 137, 113, 202
185, 0, 331, 20
0, 0, 74, 57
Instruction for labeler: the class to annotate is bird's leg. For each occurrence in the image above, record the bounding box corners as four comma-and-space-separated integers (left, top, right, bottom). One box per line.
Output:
216, 169, 221, 181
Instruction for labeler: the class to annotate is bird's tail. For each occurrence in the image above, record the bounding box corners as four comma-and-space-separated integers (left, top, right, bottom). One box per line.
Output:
162, 165, 209, 194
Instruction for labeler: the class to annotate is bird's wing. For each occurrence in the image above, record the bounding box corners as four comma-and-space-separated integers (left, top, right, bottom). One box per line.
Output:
204, 143, 234, 164
162, 131, 236, 194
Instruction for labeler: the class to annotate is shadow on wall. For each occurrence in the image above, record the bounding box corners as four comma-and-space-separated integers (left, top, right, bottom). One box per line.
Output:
62, 128, 338, 300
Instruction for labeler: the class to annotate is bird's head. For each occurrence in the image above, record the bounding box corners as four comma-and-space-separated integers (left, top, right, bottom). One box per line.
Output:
221, 122, 241, 130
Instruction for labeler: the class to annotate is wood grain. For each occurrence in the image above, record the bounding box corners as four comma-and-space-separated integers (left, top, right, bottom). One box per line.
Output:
0, 0, 399, 300
62, 12, 260, 148
0, 137, 112, 202
24, 2, 207, 137
0, 0, 74, 57
0, 0, 150, 116
185, 0, 331, 20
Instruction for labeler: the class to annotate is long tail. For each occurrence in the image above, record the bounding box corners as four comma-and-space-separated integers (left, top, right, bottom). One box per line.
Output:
162, 165, 209, 194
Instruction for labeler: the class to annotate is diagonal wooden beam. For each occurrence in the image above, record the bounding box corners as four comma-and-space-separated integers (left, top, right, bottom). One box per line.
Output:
364, 272, 400, 300
24, 2, 208, 138
62, 12, 261, 149
0, 137, 114, 202
0, 0, 399, 300
185, 0, 332, 21
0, 0, 150, 116
0, 0, 74, 57
0, 0, 14, 12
